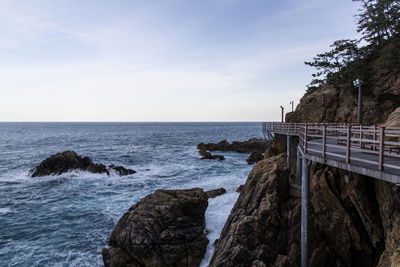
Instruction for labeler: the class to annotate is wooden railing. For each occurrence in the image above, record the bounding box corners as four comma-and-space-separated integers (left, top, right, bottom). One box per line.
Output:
263, 122, 400, 173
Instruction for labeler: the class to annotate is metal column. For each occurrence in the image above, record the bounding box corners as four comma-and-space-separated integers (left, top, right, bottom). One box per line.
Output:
301, 157, 310, 267
358, 85, 363, 125
296, 146, 302, 186
287, 135, 290, 168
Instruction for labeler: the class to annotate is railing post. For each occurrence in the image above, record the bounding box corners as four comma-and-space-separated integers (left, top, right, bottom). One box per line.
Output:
379, 127, 385, 171
374, 125, 377, 151
360, 125, 363, 149
322, 125, 326, 158
346, 124, 351, 164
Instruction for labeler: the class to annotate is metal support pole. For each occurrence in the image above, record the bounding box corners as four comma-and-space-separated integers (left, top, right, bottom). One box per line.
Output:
280, 106, 284, 122
346, 124, 351, 164
287, 135, 290, 168
379, 127, 385, 171
301, 157, 310, 267
358, 85, 363, 125
322, 125, 326, 158
297, 146, 302, 186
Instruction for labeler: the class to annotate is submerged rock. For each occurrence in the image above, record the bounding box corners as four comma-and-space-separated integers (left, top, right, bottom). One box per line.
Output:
30, 151, 136, 177
199, 149, 225, 160
102, 188, 209, 267
205, 188, 226, 198
246, 151, 264, 164
197, 138, 268, 153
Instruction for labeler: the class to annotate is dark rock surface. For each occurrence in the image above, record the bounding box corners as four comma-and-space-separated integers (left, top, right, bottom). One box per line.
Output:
246, 152, 264, 164
30, 151, 135, 177
236, 185, 244, 193
102, 188, 209, 267
205, 188, 226, 198
197, 138, 268, 153
199, 149, 225, 160
209, 154, 292, 267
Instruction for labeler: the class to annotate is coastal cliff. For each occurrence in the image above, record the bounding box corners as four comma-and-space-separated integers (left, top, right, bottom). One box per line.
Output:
210, 67, 400, 265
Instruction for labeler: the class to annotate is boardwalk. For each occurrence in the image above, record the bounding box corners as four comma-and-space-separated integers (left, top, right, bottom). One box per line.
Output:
262, 122, 400, 185
263, 122, 400, 267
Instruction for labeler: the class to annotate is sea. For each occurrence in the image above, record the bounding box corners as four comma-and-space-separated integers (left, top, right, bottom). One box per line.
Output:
0, 122, 263, 266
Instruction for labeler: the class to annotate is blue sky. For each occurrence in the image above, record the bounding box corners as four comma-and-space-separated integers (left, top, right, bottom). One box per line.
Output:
0, 0, 361, 121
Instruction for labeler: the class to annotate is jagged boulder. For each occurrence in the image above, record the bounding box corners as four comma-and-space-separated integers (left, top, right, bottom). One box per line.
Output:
102, 188, 209, 267
199, 149, 225, 160
205, 188, 226, 198
210, 154, 293, 267
246, 152, 264, 164
30, 151, 135, 177
197, 138, 268, 153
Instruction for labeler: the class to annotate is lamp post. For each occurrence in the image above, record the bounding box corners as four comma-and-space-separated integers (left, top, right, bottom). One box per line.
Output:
290, 101, 294, 112
353, 79, 363, 125
280, 106, 284, 122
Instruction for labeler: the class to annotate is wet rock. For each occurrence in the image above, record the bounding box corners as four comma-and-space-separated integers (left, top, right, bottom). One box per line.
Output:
199, 149, 225, 160
109, 165, 136, 176
197, 138, 268, 153
30, 151, 135, 177
236, 185, 244, 193
206, 188, 226, 198
246, 152, 264, 164
210, 154, 291, 267
102, 188, 209, 267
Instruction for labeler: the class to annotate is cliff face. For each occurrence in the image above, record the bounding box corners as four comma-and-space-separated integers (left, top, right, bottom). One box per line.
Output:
211, 68, 400, 266
286, 68, 400, 125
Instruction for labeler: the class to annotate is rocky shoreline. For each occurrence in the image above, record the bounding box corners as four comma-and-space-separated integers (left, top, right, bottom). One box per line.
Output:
30, 151, 136, 177
197, 138, 267, 164
101, 61, 400, 266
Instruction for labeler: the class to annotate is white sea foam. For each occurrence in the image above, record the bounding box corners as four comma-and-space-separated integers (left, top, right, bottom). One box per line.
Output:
0, 207, 11, 214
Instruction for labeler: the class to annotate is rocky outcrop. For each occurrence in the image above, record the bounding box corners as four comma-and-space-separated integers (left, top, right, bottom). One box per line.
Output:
246, 152, 264, 164
383, 107, 400, 127
205, 188, 226, 198
102, 188, 209, 267
30, 151, 135, 177
210, 154, 294, 267
209, 153, 400, 266
286, 68, 400, 125
199, 149, 225, 160
197, 138, 268, 153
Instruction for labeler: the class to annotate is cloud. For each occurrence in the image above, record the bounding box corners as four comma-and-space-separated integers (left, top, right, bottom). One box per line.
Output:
0, 0, 362, 121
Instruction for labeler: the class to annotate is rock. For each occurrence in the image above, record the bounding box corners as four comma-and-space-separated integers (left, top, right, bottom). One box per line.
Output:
236, 185, 244, 193
383, 107, 400, 127
102, 188, 209, 267
197, 138, 268, 153
109, 165, 136, 176
210, 152, 394, 266
286, 67, 400, 126
30, 151, 135, 177
210, 154, 292, 267
246, 152, 264, 164
199, 149, 225, 160
206, 188, 226, 198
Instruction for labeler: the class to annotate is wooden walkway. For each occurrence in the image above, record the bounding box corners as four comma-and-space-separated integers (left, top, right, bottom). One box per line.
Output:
262, 122, 400, 185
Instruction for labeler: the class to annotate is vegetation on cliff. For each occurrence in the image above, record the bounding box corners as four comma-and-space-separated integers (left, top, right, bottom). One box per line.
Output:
305, 0, 400, 93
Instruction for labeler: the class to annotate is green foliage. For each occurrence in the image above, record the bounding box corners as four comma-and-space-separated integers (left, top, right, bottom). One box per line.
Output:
353, 0, 400, 45
305, 0, 400, 92
304, 39, 362, 88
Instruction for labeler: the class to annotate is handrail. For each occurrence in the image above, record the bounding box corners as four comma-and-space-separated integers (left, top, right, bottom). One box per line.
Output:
262, 122, 400, 173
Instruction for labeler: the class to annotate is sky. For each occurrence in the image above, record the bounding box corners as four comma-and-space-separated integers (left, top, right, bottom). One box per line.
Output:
0, 0, 361, 122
